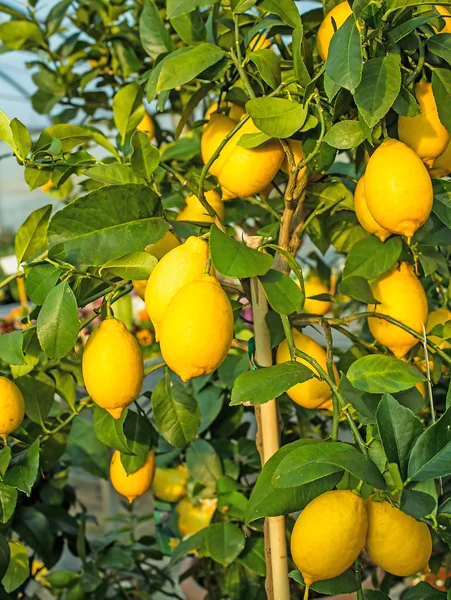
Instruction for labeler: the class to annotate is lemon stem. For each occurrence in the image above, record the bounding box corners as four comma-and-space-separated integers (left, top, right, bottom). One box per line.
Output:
322, 322, 340, 441
303, 583, 310, 600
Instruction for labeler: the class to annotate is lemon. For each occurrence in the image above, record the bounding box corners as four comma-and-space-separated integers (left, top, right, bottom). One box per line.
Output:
317, 2, 353, 61
354, 175, 391, 242
132, 232, 180, 300
0, 376, 25, 442
177, 190, 225, 223
365, 497, 432, 576
398, 82, 450, 167
276, 329, 338, 408
145, 236, 209, 340
427, 306, 451, 349
364, 139, 433, 240
281, 139, 307, 182
137, 112, 155, 139
212, 118, 284, 198
303, 275, 332, 315
201, 113, 237, 176
435, 5, 451, 33
177, 497, 217, 537
249, 33, 272, 51
82, 318, 144, 419
368, 262, 428, 358
221, 186, 237, 200
430, 138, 451, 178
153, 465, 189, 503
110, 450, 156, 503
160, 275, 233, 381
41, 180, 54, 193
205, 101, 245, 123
291, 490, 368, 585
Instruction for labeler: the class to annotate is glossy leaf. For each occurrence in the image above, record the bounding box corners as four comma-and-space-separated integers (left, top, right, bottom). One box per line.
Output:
131, 130, 160, 181
15, 204, 52, 265
392, 86, 421, 117
210, 225, 273, 277
85, 164, 146, 185
248, 49, 281, 89
139, 0, 172, 58
0, 534, 9, 581
342, 235, 402, 280
323, 120, 366, 149
157, 44, 225, 91
205, 523, 245, 566
326, 15, 362, 92
400, 488, 436, 520
121, 410, 153, 474
3, 438, 40, 496
16, 373, 55, 425
338, 276, 379, 304
408, 407, 451, 480
113, 82, 144, 144
259, 270, 304, 314
246, 97, 307, 138
259, 0, 301, 28
432, 67, 451, 131
1, 541, 28, 593
25, 264, 61, 305
93, 407, 133, 455
10, 118, 31, 159
290, 569, 360, 595
347, 355, 426, 394
0, 331, 25, 365
0, 484, 17, 524
101, 251, 157, 280
186, 439, 223, 487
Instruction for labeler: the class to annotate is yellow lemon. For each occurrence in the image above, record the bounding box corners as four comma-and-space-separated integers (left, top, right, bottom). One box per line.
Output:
205, 101, 245, 122
177, 497, 217, 537
212, 118, 284, 198
430, 138, 451, 178
221, 186, 237, 200
291, 490, 368, 585
364, 139, 433, 240
303, 275, 332, 315
137, 112, 155, 139
41, 180, 54, 193
145, 236, 209, 340
398, 82, 450, 167
368, 262, 428, 358
110, 450, 156, 503
201, 113, 237, 176
317, 2, 353, 61
435, 5, 451, 32
276, 329, 338, 408
249, 33, 272, 51
0, 376, 25, 442
177, 190, 225, 223
153, 465, 189, 502
82, 318, 144, 419
365, 497, 432, 576
160, 275, 233, 381
427, 306, 451, 349
281, 139, 307, 182
354, 175, 391, 242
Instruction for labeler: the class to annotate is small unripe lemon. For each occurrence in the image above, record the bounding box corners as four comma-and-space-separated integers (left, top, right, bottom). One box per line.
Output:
132, 232, 180, 300
368, 262, 428, 358
160, 275, 233, 382
177, 190, 225, 223
137, 112, 154, 139
317, 2, 353, 61
398, 82, 450, 166
365, 497, 432, 576
82, 318, 144, 419
177, 497, 217, 537
426, 306, 451, 349
303, 275, 332, 315
110, 450, 156, 503
0, 376, 25, 442
354, 175, 391, 242
280, 139, 307, 182
364, 139, 433, 240
153, 465, 189, 503
145, 237, 209, 340
204, 102, 245, 123
430, 138, 451, 178
291, 490, 368, 585
276, 329, 338, 408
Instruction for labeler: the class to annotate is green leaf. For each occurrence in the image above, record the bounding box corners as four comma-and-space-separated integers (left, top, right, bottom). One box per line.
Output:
248, 49, 281, 89
427, 33, 451, 66
237, 131, 271, 148
171, 10, 207, 45
245, 97, 307, 138
323, 120, 366, 149
1, 542, 28, 593
37, 281, 79, 360
338, 276, 380, 304
403, 582, 446, 600
131, 131, 160, 181
16, 373, 55, 425
24, 166, 52, 191
46, 0, 72, 35
198, 386, 223, 433
139, 0, 172, 58
186, 439, 223, 487
308, 181, 353, 210
392, 86, 421, 117
10, 118, 31, 159
0, 20, 43, 50
167, 0, 218, 18
376, 394, 424, 479
15, 204, 52, 265
47, 184, 167, 266
4, 438, 40, 496
152, 372, 200, 448
259, 0, 301, 28
169, 530, 207, 565
230, 362, 314, 407
289, 569, 361, 595
237, 537, 266, 576
34, 124, 93, 153
0, 331, 25, 365
13, 506, 53, 565
50, 370, 77, 411
0, 535, 10, 581
113, 82, 144, 144
101, 251, 157, 280
259, 270, 304, 314
0, 484, 16, 524
318, 448, 386, 489
432, 68, 451, 130
355, 55, 401, 128
25, 264, 62, 305
0, 447, 10, 478
347, 355, 426, 394
408, 407, 451, 481
65, 416, 109, 479
93, 407, 133, 455
400, 488, 436, 520
84, 164, 146, 185
210, 225, 273, 278
342, 235, 402, 280
121, 410, 153, 475
157, 44, 226, 91
293, 25, 311, 87
205, 523, 245, 566
325, 15, 362, 92
0, 110, 15, 151
433, 179, 451, 228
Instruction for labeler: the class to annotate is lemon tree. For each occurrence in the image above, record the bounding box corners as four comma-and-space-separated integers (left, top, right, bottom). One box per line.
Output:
0, 0, 450, 598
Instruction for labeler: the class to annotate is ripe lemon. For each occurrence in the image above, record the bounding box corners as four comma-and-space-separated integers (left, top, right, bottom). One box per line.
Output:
177, 497, 217, 537
430, 138, 451, 178
317, 2, 353, 61
398, 82, 450, 166
201, 113, 236, 176
177, 190, 225, 223
303, 275, 332, 315
427, 306, 451, 349
82, 318, 144, 419
0, 376, 25, 442
159, 275, 234, 381
368, 262, 428, 358
145, 236, 209, 340
205, 101, 245, 123
41, 180, 54, 193
153, 465, 189, 503
276, 329, 338, 408
249, 33, 272, 51
281, 139, 307, 182
364, 139, 433, 240
365, 497, 432, 576
354, 175, 391, 242
221, 186, 237, 200
137, 112, 155, 139
110, 450, 156, 503
291, 490, 368, 585
435, 5, 451, 33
